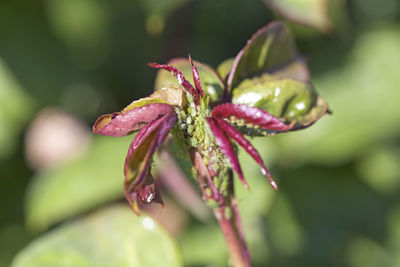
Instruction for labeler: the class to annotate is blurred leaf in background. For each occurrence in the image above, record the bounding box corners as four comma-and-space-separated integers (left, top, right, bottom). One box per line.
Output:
263, 0, 351, 34
11, 205, 182, 267
0, 59, 34, 160
46, 0, 110, 68
25, 135, 132, 232
264, 0, 334, 32
275, 24, 400, 165
138, 0, 191, 36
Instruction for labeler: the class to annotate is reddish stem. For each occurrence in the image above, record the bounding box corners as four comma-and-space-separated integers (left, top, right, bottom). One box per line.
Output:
192, 151, 251, 267
213, 206, 251, 267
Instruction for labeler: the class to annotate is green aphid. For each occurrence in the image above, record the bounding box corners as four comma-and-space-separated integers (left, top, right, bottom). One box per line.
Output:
220, 178, 229, 196
191, 137, 198, 147
191, 166, 198, 180
213, 177, 222, 188
207, 199, 219, 208
224, 207, 233, 219
187, 125, 194, 134
213, 162, 220, 172
235, 119, 245, 126
203, 156, 209, 165
205, 188, 212, 197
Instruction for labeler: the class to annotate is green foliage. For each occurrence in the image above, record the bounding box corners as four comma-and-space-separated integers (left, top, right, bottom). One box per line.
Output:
227, 22, 308, 91
0, 59, 34, 159
12, 205, 182, 267
264, 0, 333, 32
275, 25, 400, 164
26, 137, 132, 232
227, 22, 328, 132
178, 224, 228, 265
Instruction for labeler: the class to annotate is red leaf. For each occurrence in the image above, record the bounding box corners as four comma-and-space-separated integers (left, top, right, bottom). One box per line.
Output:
188, 54, 204, 97
148, 62, 200, 105
93, 103, 174, 137
212, 103, 291, 131
124, 110, 177, 214
214, 117, 278, 190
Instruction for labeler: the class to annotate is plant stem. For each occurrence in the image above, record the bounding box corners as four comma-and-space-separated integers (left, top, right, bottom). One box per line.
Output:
213, 205, 251, 267
192, 151, 251, 266
214, 172, 250, 267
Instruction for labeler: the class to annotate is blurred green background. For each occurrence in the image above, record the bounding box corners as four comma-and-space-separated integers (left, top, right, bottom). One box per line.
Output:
1, 0, 400, 266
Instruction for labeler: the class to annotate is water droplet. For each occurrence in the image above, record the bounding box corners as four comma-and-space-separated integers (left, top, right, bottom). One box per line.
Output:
295, 102, 306, 111
177, 75, 183, 84
138, 184, 156, 203
145, 192, 155, 203
271, 181, 278, 191
261, 168, 267, 176
274, 87, 281, 97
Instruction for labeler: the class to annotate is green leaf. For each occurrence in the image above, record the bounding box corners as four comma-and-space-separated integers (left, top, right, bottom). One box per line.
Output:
25, 136, 133, 232
0, 58, 35, 159
154, 58, 224, 102
357, 146, 400, 195
264, 0, 351, 35
150, 86, 186, 107
263, 0, 333, 32
47, 0, 108, 49
139, 0, 190, 17
179, 224, 227, 266
266, 194, 305, 256
139, 0, 191, 36
12, 205, 182, 267
227, 22, 309, 91
232, 74, 328, 130
217, 57, 234, 80
274, 26, 400, 164
235, 145, 277, 262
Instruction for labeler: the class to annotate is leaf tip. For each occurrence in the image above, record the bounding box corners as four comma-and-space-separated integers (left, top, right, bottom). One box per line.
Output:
243, 182, 251, 191
130, 199, 141, 215
148, 62, 157, 68
270, 180, 278, 191
92, 114, 112, 135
